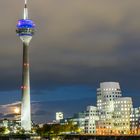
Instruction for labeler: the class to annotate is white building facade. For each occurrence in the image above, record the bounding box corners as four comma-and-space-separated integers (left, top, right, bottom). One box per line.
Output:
56, 112, 63, 122
130, 107, 140, 134
113, 97, 132, 134
85, 106, 99, 134
85, 82, 138, 135
96, 82, 122, 134
60, 82, 140, 135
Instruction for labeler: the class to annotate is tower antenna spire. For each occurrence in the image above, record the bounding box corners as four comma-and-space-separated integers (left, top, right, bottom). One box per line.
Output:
24, 0, 28, 19
25, 0, 27, 7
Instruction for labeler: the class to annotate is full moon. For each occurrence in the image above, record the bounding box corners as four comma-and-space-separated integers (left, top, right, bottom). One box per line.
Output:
14, 107, 20, 114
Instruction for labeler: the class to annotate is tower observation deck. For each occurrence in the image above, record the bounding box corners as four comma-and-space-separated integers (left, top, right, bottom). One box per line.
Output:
16, 0, 36, 131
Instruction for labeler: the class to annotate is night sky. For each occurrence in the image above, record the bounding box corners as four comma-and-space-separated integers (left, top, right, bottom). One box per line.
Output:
0, 0, 140, 123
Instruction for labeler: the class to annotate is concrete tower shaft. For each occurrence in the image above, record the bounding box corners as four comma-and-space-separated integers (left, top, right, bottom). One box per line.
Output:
21, 40, 31, 131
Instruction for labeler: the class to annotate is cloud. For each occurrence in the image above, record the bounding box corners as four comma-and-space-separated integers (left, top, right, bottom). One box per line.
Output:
32, 110, 50, 116
0, 102, 21, 108
0, 0, 139, 92
0, 98, 96, 123
0, 101, 40, 119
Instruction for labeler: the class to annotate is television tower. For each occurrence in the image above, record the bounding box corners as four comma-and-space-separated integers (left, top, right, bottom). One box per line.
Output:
16, 0, 35, 131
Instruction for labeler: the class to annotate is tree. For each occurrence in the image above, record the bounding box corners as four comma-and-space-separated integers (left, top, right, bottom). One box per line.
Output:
0, 127, 6, 135
36, 122, 79, 137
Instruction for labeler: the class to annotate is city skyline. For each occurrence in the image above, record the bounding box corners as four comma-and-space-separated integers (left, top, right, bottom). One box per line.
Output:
0, 0, 140, 123
61, 82, 140, 135
0, 81, 139, 123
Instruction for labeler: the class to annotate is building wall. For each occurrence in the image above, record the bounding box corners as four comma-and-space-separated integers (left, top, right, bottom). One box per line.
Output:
56, 112, 63, 122
113, 97, 132, 134
130, 107, 140, 134
85, 106, 99, 134
97, 82, 122, 120
96, 82, 122, 134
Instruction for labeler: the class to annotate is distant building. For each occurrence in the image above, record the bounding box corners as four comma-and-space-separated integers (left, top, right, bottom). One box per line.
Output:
85, 106, 99, 134
72, 112, 86, 132
130, 107, 140, 134
56, 112, 63, 122
0, 119, 21, 133
60, 112, 86, 133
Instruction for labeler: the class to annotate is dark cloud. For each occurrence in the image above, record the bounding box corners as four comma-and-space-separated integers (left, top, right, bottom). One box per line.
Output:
32, 110, 50, 116
3, 114, 16, 118
0, 113, 4, 118
0, 0, 139, 91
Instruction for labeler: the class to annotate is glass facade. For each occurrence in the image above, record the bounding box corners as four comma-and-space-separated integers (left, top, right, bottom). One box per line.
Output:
16, 19, 35, 36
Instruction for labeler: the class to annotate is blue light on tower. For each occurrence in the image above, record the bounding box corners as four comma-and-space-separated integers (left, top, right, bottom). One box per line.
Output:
16, 19, 35, 36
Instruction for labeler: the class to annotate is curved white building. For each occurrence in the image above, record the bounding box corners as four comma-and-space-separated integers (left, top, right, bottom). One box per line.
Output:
97, 82, 122, 118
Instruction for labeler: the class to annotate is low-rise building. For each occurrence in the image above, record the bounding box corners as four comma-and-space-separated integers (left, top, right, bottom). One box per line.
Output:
130, 107, 140, 134
113, 97, 132, 134
85, 106, 99, 134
